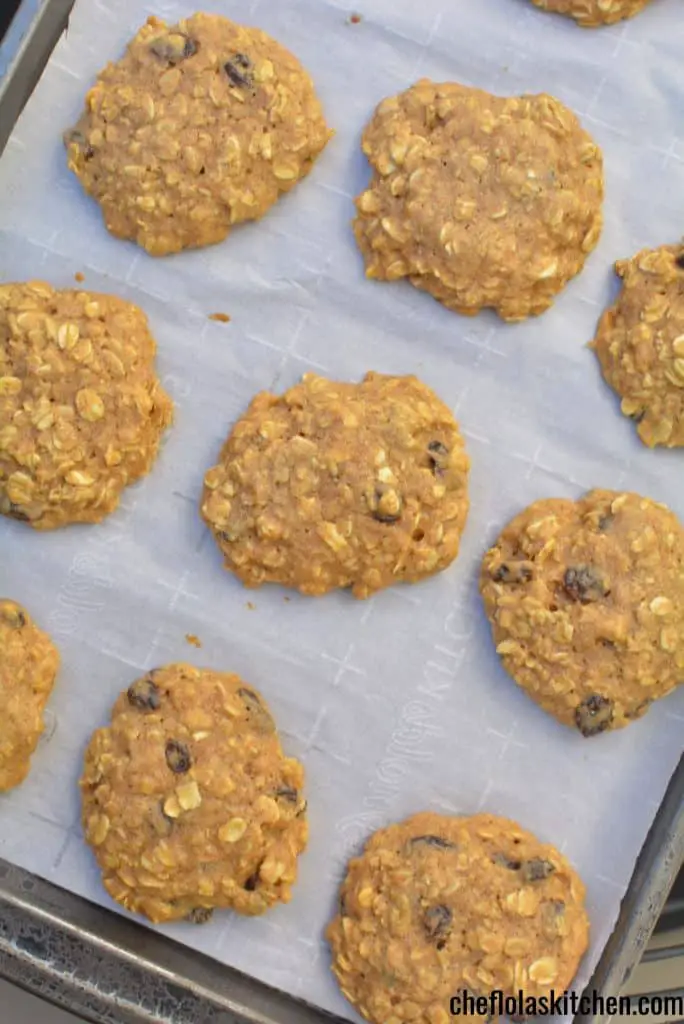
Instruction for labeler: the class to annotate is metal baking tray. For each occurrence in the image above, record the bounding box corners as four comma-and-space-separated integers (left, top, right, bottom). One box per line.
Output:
0, 2, 683, 1022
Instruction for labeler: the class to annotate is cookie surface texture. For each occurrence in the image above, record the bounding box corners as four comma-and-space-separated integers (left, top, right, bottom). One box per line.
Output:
592, 244, 684, 448
327, 812, 589, 1024
201, 371, 470, 598
530, 0, 652, 26
0, 599, 60, 791
481, 490, 684, 735
65, 13, 331, 255
0, 281, 172, 529
354, 80, 603, 322
81, 664, 307, 923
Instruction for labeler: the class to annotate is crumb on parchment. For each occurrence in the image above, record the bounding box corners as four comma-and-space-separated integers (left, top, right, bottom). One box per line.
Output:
185, 634, 202, 648
209, 313, 231, 323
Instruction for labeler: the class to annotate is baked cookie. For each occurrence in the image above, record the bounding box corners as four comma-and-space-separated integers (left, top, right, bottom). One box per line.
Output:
592, 244, 684, 448
65, 13, 331, 256
481, 490, 684, 735
201, 372, 470, 598
0, 599, 60, 791
0, 282, 173, 529
81, 664, 307, 924
530, 0, 653, 27
327, 812, 589, 1024
354, 80, 603, 322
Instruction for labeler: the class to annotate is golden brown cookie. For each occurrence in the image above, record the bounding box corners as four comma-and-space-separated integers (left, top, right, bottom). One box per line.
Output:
354, 80, 603, 322
0, 281, 173, 529
530, 0, 653, 27
0, 599, 60, 791
81, 664, 307, 924
65, 13, 331, 256
592, 245, 684, 448
481, 490, 684, 735
201, 372, 470, 598
327, 812, 589, 1024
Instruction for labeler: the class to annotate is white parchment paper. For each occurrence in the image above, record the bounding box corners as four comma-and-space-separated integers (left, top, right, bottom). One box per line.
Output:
0, 0, 683, 1019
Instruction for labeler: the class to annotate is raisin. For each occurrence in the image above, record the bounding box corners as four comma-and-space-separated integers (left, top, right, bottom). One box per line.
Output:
224, 53, 254, 88
563, 565, 609, 603
427, 440, 449, 476
575, 694, 614, 737
492, 562, 533, 584
521, 858, 555, 882
275, 785, 306, 817
409, 835, 456, 850
676, 252, 684, 270
423, 904, 452, 948
150, 33, 198, 65
165, 739, 192, 774
238, 687, 275, 732
217, 529, 237, 543
492, 852, 521, 870
274, 786, 298, 803
370, 485, 403, 524
186, 907, 213, 924
372, 508, 402, 524
244, 868, 260, 891
127, 677, 161, 711
339, 893, 347, 916
597, 513, 614, 532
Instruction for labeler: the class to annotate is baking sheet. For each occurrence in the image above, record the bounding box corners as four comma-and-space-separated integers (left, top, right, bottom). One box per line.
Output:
0, 0, 683, 1020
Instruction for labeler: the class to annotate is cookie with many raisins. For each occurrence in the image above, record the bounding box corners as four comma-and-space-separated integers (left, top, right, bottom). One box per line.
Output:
201, 372, 470, 598
65, 13, 331, 256
81, 664, 307, 923
592, 244, 684, 448
0, 599, 60, 791
481, 490, 684, 735
327, 812, 589, 1024
530, 0, 653, 28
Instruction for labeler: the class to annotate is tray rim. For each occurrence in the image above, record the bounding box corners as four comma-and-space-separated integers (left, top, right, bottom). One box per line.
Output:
0, 0, 73, 154
0, 1, 683, 1021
